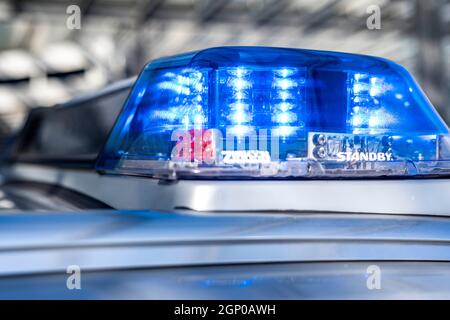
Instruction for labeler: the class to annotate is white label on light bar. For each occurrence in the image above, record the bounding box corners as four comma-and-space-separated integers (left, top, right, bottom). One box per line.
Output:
222, 150, 271, 165
336, 152, 393, 162
307, 131, 393, 162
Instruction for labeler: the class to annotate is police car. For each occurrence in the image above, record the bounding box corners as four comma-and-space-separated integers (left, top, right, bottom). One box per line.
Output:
1, 47, 450, 299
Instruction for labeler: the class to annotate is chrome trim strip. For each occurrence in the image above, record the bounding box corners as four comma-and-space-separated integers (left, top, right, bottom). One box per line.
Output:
3, 163, 450, 215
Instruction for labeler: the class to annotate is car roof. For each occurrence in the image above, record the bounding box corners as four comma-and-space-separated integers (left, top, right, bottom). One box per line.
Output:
0, 210, 449, 276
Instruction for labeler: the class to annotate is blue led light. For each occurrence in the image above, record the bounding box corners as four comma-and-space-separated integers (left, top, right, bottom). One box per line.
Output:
96, 46, 450, 178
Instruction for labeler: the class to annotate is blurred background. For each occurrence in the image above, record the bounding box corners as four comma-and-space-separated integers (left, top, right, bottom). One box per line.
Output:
0, 0, 448, 143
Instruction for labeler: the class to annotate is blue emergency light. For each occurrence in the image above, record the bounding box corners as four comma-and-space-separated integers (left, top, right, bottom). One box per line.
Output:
96, 47, 450, 178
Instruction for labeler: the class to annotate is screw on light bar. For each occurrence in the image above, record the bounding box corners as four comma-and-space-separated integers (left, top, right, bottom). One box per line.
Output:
96, 46, 450, 179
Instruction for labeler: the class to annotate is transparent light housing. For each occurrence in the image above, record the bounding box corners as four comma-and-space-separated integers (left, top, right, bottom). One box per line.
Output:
96, 47, 450, 179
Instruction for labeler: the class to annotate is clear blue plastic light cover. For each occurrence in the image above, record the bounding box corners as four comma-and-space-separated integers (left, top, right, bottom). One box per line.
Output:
96, 47, 450, 178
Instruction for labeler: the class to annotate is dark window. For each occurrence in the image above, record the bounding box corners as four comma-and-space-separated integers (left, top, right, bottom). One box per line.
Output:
8, 81, 133, 167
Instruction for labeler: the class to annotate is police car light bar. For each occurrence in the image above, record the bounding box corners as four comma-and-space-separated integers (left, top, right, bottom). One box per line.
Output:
96, 47, 450, 179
